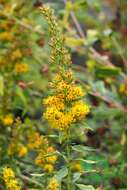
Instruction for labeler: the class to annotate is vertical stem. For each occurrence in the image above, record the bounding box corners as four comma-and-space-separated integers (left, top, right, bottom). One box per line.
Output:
66, 128, 72, 190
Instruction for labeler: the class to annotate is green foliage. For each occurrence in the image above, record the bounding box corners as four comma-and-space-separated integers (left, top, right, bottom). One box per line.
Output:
0, 0, 127, 189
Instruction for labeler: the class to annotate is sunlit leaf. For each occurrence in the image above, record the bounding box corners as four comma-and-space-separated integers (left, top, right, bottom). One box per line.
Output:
76, 184, 96, 190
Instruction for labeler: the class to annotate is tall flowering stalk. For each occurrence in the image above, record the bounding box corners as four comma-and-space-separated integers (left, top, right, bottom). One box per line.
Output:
41, 5, 90, 190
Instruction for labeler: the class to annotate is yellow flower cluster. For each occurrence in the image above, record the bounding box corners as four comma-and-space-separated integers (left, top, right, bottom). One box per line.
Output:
35, 146, 57, 172
43, 70, 90, 130
71, 161, 83, 172
2, 115, 13, 126
48, 178, 59, 190
26, 131, 58, 172
11, 49, 22, 61
0, 31, 14, 42
0, 7, 28, 71
18, 145, 28, 157
15, 63, 29, 74
120, 80, 127, 95
3, 167, 21, 190
27, 132, 49, 150
8, 141, 28, 157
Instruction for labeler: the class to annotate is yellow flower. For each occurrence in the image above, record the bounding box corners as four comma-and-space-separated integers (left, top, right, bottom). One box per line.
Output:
3, 168, 15, 180
11, 49, 22, 61
43, 71, 90, 131
120, 80, 127, 95
48, 178, 59, 190
46, 147, 57, 163
27, 132, 48, 150
3, 115, 13, 126
56, 80, 70, 92
71, 161, 83, 172
35, 145, 57, 172
44, 107, 73, 130
3, 167, 21, 190
43, 95, 65, 111
53, 73, 62, 82
43, 164, 54, 173
8, 142, 17, 155
15, 63, 29, 74
71, 101, 90, 121
66, 86, 84, 101
0, 32, 13, 41
18, 145, 28, 157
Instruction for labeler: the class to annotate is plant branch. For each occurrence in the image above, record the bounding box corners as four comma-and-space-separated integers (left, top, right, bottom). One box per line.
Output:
63, 0, 116, 68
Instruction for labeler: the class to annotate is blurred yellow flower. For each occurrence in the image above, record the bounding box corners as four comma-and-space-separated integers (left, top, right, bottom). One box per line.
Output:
18, 145, 28, 157
3, 115, 13, 126
43, 164, 54, 173
120, 80, 127, 95
15, 63, 29, 73
35, 145, 57, 172
27, 132, 49, 150
0, 32, 13, 41
3, 167, 21, 190
11, 49, 22, 61
48, 178, 59, 190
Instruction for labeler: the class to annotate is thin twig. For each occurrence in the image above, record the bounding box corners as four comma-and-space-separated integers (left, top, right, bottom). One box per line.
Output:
63, 0, 115, 68
20, 174, 44, 188
89, 91, 127, 113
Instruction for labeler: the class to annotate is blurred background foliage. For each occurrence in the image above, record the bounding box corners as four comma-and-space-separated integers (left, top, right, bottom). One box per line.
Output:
0, 0, 127, 189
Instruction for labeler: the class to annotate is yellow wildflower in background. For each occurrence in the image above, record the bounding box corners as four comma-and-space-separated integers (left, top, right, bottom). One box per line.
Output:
71, 161, 83, 172
48, 178, 59, 190
27, 132, 49, 150
3, 167, 21, 190
15, 63, 29, 74
18, 145, 28, 157
120, 79, 127, 95
11, 49, 22, 61
3, 115, 13, 126
0, 32, 13, 41
8, 142, 18, 155
43, 164, 54, 173
35, 145, 57, 172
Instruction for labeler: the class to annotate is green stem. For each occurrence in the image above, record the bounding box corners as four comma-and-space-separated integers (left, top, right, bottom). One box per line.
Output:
66, 129, 72, 190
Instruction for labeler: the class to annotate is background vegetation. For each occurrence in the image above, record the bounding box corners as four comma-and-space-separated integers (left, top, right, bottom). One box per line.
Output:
0, 0, 127, 190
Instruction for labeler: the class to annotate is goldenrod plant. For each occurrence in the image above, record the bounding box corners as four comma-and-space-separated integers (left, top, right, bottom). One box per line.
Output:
40, 5, 93, 190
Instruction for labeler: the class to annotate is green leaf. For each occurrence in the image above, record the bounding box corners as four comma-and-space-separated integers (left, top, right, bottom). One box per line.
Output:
73, 172, 81, 182
72, 145, 96, 155
0, 75, 4, 96
77, 159, 98, 164
55, 167, 68, 181
16, 86, 27, 105
95, 65, 121, 78
65, 37, 85, 47
76, 184, 96, 190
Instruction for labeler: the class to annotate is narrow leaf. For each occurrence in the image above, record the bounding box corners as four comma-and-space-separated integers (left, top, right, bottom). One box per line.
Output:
76, 184, 96, 190
55, 167, 68, 181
